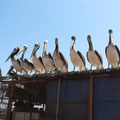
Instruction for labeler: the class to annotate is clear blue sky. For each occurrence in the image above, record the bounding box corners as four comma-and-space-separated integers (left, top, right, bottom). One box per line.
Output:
0, 0, 120, 75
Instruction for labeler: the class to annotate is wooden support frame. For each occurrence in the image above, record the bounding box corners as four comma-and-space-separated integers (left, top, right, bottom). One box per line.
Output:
56, 78, 61, 120
6, 79, 14, 120
2, 70, 120, 120
88, 77, 94, 120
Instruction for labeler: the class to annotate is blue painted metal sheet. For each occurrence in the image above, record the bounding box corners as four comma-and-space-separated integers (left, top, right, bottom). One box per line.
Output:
47, 80, 58, 102
59, 79, 89, 120
45, 78, 89, 120
93, 76, 120, 120
45, 80, 58, 120
45, 75, 120, 120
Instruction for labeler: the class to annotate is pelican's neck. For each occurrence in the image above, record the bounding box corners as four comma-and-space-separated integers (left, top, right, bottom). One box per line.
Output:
88, 39, 94, 51
108, 33, 113, 45
21, 53, 24, 59
55, 40, 59, 54
11, 54, 15, 61
32, 51, 36, 57
34, 47, 39, 57
11, 57, 16, 63
11, 55, 14, 59
43, 43, 47, 56
22, 49, 27, 59
71, 40, 75, 49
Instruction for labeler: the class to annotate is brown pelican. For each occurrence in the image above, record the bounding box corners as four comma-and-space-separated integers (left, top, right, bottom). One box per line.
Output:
42, 40, 57, 72
30, 42, 46, 73
105, 29, 120, 68
70, 36, 87, 71
86, 35, 103, 70
5, 47, 25, 74
53, 37, 68, 72
17, 45, 35, 74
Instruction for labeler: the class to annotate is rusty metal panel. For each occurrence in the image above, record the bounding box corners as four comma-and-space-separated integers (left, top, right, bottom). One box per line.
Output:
93, 76, 120, 120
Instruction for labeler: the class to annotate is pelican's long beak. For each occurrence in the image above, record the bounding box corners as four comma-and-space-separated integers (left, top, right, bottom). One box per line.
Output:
55, 37, 59, 45
71, 36, 76, 48
44, 40, 48, 50
42, 40, 48, 56
16, 47, 24, 56
55, 37, 59, 52
87, 35, 94, 50
5, 53, 12, 62
87, 35, 92, 46
5, 47, 20, 62
108, 29, 113, 45
31, 42, 40, 58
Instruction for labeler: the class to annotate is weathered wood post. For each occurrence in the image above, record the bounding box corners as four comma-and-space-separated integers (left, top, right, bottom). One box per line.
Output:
88, 77, 94, 120
6, 79, 14, 120
56, 78, 61, 120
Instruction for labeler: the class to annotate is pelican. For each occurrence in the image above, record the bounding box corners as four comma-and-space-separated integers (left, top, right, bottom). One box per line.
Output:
17, 45, 35, 74
42, 40, 57, 72
30, 42, 46, 73
105, 29, 120, 68
70, 36, 87, 71
86, 35, 103, 70
5, 47, 25, 74
53, 37, 68, 72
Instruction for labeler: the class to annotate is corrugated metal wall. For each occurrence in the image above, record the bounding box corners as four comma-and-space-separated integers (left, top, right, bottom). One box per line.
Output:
45, 81, 58, 120
93, 76, 120, 120
59, 79, 89, 120
45, 75, 120, 120
45, 78, 89, 120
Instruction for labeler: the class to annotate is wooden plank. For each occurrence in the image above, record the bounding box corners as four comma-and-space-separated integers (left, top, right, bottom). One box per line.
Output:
88, 77, 94, 120
6, 79, 14, 120
56, 78, 61, 120
1, 72, 120, 84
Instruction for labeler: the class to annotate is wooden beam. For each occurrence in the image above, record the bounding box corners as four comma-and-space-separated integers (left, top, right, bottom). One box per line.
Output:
6, 79, 14, 120
1, 71, 120, 84
56, 78, 61, 120
88, 77, 94, 120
